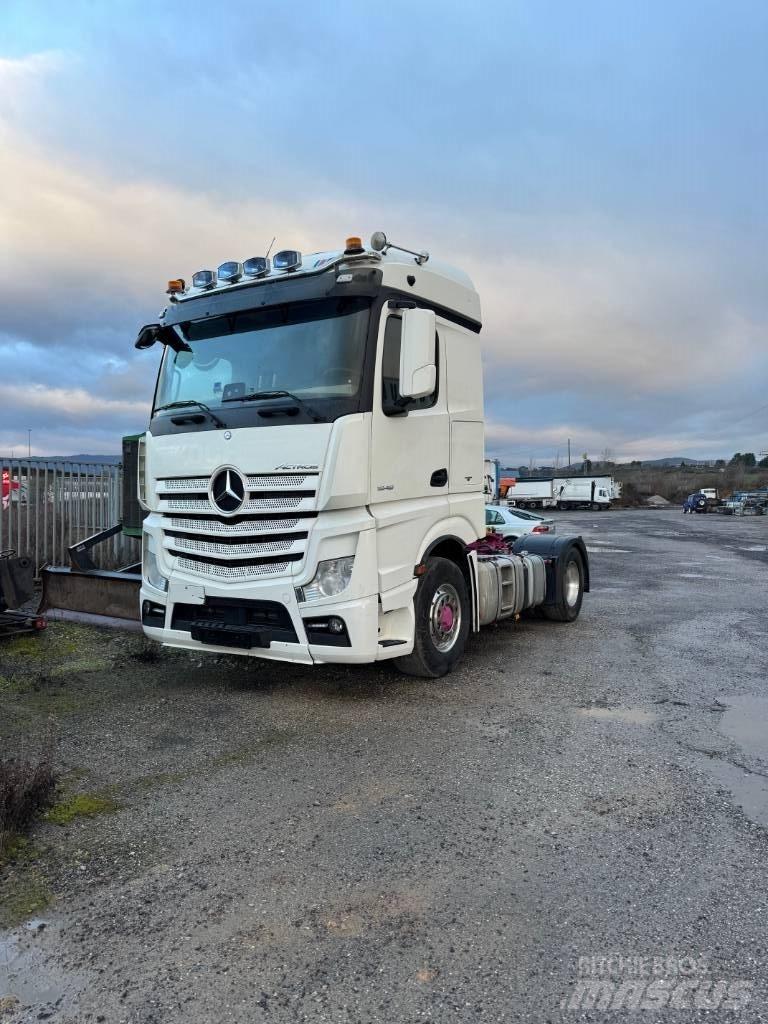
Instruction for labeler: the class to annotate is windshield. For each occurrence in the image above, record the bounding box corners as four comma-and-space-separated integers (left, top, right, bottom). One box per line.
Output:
153, 297, 370, 421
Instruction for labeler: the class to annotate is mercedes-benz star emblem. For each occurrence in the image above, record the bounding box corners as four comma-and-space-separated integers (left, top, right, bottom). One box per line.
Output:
210, 468, 246, 515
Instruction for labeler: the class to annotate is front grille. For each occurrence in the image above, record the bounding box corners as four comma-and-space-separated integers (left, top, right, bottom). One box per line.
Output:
247, 473, 313, 488
165, 516, 306, 535
172, 597, 299, 644
167, 535, 304, 558
157, 469, 318, 581
163, 495, 310, 512
176, 557, 291, 579
160, 476, 209, 491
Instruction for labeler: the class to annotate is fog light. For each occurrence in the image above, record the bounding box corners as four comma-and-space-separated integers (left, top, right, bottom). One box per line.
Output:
328, 616, 344, 634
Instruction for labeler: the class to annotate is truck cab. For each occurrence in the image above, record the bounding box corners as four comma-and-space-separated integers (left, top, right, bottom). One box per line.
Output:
135, 234, 588, 676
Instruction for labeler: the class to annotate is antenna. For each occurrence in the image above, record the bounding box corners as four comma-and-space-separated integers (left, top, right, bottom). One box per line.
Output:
265, 236, 276, 259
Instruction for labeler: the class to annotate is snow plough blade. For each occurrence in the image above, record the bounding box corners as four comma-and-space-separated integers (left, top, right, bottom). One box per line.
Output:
40, 566, 141, 624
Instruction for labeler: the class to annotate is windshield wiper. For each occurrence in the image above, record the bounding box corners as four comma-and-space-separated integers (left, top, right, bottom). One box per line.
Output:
154, 400, 227, 429
222, 390, 323, 422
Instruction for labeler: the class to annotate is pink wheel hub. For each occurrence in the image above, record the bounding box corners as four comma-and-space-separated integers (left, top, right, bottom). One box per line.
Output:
439, 604, 454, 631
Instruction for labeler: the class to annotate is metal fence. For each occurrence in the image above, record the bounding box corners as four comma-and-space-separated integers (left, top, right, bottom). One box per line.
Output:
1, 459, 137, 572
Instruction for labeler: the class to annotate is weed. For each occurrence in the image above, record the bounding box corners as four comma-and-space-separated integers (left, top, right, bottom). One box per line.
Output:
0, 756, 58, 857
130, 639, 162, 664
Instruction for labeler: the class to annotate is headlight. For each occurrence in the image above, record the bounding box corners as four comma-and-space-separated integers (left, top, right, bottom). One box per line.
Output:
142, 534, 168, 593
299, 556, 355, 602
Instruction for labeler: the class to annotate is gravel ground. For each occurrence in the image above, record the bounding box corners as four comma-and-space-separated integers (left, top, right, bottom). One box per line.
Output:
1, 508, 767, 1022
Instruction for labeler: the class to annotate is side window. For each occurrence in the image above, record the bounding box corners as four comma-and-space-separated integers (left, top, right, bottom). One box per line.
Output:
381, 316, 439, 416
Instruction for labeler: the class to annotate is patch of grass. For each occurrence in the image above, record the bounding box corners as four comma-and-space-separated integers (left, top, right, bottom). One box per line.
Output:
45, 792, 119, 825
4, 635, 47, 658
0, 834, 38, 870
0, 756, 58, 858
0, 871, 51, 927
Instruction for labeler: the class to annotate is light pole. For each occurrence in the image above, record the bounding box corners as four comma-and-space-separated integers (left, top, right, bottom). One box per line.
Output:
27, 429, 31, 458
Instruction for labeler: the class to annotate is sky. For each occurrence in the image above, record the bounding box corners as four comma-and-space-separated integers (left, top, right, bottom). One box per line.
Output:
1, 0, 766, 464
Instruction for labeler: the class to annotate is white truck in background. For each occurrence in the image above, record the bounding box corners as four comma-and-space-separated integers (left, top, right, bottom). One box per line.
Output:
133, 233, 590, 677
507, 475, 619, 511
484, 458, 500, 501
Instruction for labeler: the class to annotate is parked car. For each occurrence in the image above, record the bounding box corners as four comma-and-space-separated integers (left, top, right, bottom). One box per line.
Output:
682, 493, 707, 514
485, 504, 556, 541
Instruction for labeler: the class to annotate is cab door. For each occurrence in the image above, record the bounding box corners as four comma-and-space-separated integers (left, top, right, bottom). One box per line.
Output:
369, 311, 450, 592
369, 311, 449, 504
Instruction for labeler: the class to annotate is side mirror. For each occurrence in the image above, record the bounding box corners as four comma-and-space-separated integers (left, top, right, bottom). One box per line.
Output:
134, 324, 191, 353
399, 307, 436, 399
135, 324, 160, 350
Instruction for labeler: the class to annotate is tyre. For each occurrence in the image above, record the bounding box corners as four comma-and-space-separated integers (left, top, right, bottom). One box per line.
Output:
542, 548, 584, 623
395, 556, 470, 678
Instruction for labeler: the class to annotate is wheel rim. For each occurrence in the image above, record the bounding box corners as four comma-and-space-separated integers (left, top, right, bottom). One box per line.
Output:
564, 560, 581, 607
429, 583, 462, 653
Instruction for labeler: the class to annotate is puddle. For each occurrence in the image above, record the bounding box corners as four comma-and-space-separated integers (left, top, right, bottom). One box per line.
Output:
720, 696, 768, 760
696, 696, 768, 829
578, 707, 656, 725
702, 759, 768, 830
0, 919, 84, 1013
585, 547, 631, 554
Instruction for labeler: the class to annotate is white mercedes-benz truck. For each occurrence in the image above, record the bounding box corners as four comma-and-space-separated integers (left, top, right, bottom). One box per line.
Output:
135, 233, 589, 677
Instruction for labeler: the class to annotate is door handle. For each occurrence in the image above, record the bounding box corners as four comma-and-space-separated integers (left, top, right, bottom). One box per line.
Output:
430, 468, 448, 487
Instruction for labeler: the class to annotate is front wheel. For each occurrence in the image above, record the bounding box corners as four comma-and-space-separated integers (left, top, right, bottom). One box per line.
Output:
542, 548, 584, 623
395, 557, 470, 678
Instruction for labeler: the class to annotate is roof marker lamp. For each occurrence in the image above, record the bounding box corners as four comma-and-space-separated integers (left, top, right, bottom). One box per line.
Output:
192, 269, 216, 290
243, 256, 270, 278
273, 250, 302, 272
218, 261, 243, 284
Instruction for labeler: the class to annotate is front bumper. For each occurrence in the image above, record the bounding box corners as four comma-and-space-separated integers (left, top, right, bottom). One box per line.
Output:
140, 577, 383, 665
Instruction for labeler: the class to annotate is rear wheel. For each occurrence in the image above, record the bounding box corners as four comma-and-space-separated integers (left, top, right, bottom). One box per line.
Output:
395, 556, 470, 678
542, 548, 584, 623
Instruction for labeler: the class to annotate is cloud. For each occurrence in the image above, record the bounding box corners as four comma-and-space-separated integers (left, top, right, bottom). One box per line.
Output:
1, 29, 767, 462
0, 383, 147, 421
